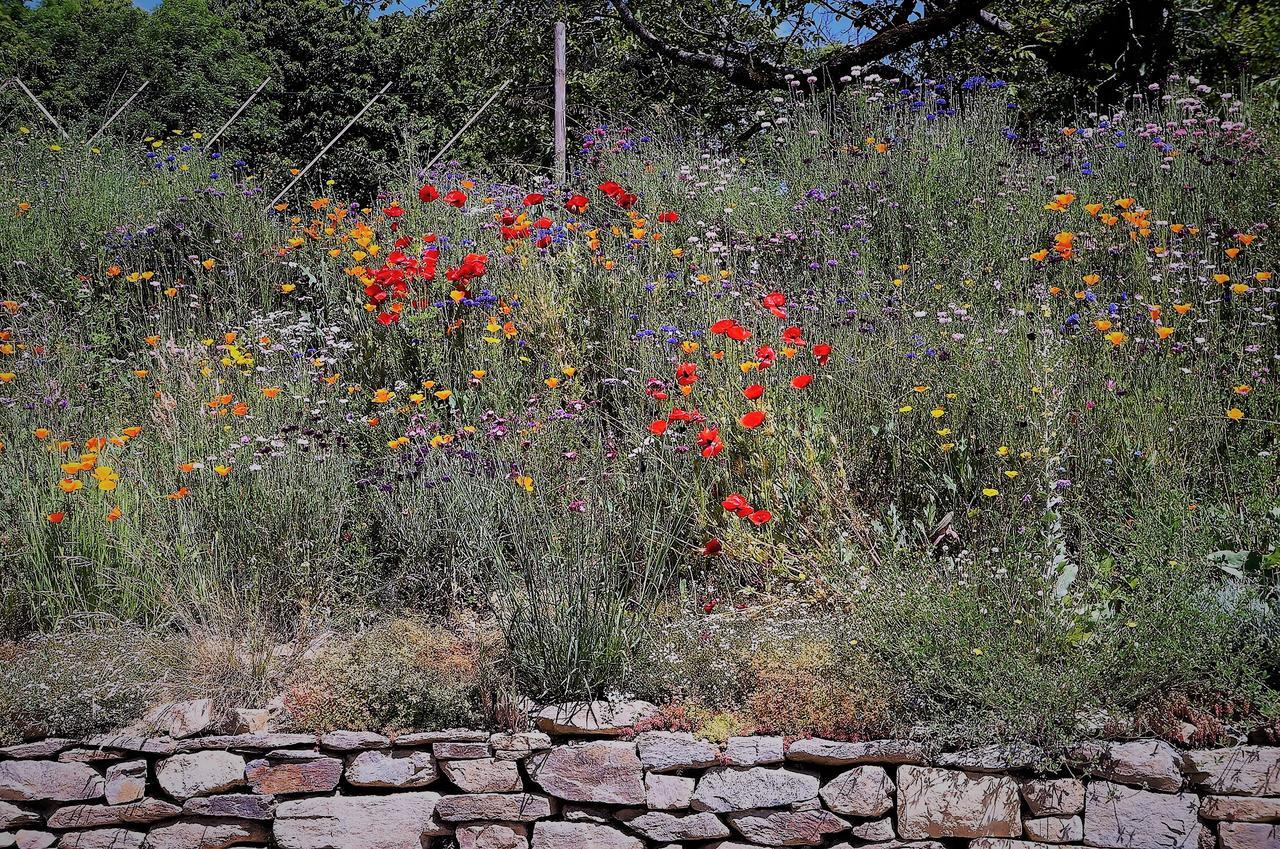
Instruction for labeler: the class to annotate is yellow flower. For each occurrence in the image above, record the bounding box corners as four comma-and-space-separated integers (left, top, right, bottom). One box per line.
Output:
982, 488, 1000, 497
58, 478, 83, 493
1225, 407, 1245, 421
372, 388, 395, 403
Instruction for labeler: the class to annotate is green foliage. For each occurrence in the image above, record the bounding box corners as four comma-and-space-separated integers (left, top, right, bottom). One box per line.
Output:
281, 617, 488, 733
0, 622, 192, 744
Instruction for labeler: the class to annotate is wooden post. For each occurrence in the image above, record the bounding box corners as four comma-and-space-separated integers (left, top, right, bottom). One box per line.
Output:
554, 21, 567, 185
9, 77, 69, 139
86, 79, 149, 147
264, 81, 393, 212
204, 76, 272, 151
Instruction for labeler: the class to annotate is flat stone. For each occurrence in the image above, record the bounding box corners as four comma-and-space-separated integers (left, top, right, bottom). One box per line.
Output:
1184, 747, 1280, 795
319, 731, 389, 752
531, 822, 642, 849
143, 700, 213, 740
820, 765, 894, 816
47, 798, 182, 829
457, 823, 528, 849
1, 741, 75, 760
171, 734, 316, 754
346, 750, 438, 789
1024, 814, 1082, 842
433, 742, 490, 760
563, 804, 613, 823
55, 751, 121, 765
227, 709, 270, 735
104, 761, 147, 806
645, 773, 694, 810
490, 733, 553, 761
1082, 781, 1201, 849
1020, 778, 1085, 816
245, 754, 341, 795
1, 800, 42, 828
141, 819, 268, 848
849, 818, 895, 841
636, 732, 719, 773
725, 737, 784, 767
439, 757, 520, 792
969, 842, 1060, 849
57, 830, 145, 849
727, 808, 849, 846
182, 794, 275, 820
896, 766, 1021, 839
393, 729, 489, 746
1218, 823, 1280, 849
692, 767, 819, 814
154, 752, 245, 800
435, 792, 555, 822
536, 701, 659, 737
786, 738, 926, 766
757, 844, 943, 849
528, 741, 645, 805
936, 743, 1043, 772
617, 810, 730, 842
81, 738, 174, 756
1070, 740, 1183, 792
11, 830, 56, 849
1201, 795, 1280, 822
274, 792, 448, 849
0, 761, 106, 802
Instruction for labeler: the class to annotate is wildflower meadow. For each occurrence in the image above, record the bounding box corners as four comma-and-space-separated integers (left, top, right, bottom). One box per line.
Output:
1, 71, 1278, 749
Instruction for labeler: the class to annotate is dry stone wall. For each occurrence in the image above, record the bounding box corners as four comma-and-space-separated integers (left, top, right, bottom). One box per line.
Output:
2, 699, 1278, 849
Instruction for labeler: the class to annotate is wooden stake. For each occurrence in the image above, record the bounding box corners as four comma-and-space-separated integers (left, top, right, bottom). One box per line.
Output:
9, 77, 69, 139
423, 79, 511, 173
204, 77, 272, 151
86, 79, 150, 147
554, 21, 567, 185
265, 81, 393, 212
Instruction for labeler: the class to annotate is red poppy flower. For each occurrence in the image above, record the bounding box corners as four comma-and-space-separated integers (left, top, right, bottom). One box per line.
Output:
658, 211, 679, 224
701, 537, 722, 556
649, 420, 668, 436
598, 180, 624, 197
47, 511, 65, 524
377, 312, 399, 325
721, 493, 748, 512
748, 509, 772, 525
523, 192, 545, 206
565, 194, 589, 214
701, 440, 724, 458
781, 325, 805, 345
739, 410, 766, 429
675, 362, 699, 386
444, 189, 467, 207
418, 185, 440, 202
383, 203, 405, 218
696, 427, 719, 446
791, 374, 813, 389
727, 324, 752, 342
710, 319, 737, 335
812, 343, 832, 365
743, 384, 764, 400
668, 408, 695, 423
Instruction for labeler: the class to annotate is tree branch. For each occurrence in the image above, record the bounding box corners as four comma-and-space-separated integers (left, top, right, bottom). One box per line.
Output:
609, 0, 997, 92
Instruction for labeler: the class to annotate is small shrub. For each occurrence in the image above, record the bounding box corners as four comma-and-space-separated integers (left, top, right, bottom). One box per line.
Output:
0, 621, 192, 744
281, 617, 488, 734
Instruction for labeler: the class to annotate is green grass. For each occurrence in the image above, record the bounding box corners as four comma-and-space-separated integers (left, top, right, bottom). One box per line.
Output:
0, 76, 1277, 745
